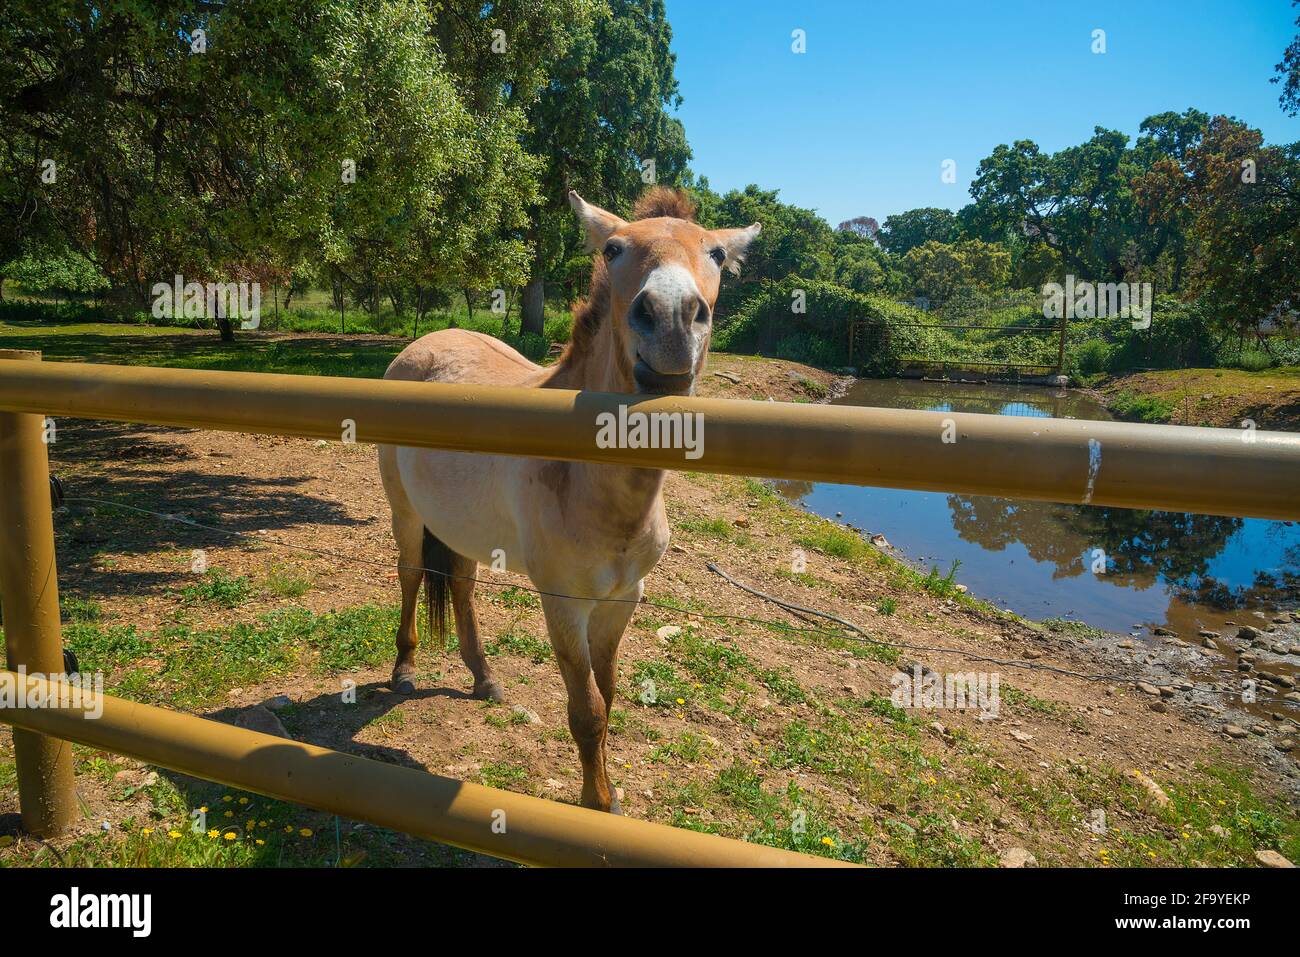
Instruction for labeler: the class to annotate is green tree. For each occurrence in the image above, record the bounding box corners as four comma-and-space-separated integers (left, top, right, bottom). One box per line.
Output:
518, 0, 690, 334
1275, 0, 1300, 117
902, 239, 1011, 301
879, 208, 957, 255
0, 0, 557, 340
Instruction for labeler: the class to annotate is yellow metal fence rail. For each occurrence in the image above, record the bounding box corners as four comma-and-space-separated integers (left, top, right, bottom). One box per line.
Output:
1, 353, 1298, 865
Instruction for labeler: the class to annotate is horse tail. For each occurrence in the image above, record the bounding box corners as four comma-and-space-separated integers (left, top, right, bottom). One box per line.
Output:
422, 528, 452, 647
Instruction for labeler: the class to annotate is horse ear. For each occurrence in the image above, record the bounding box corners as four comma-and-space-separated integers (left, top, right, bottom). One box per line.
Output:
568, 190, 626, 253
713, 223, 762, 276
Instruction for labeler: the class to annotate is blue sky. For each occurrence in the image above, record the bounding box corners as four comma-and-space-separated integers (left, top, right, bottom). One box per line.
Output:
664, 0, 1300, 225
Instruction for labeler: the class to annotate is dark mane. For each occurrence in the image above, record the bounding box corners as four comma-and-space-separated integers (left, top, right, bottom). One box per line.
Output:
563, 187, 696, 362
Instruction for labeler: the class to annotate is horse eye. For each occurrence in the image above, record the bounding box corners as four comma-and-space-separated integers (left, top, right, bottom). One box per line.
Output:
709, 247, 727, 266
603, 241, 622, 261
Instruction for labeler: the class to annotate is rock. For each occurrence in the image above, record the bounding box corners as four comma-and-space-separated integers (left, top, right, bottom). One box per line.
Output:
1254, 849, 1294, 868
1237, 625, 1261, 641
732, 516, 750, 528
928, 721, 947, 736
670, 543, 686, 553
1010, 729, 1034, 743
1023, 649, 1042, 659
512, 705, 542, 725
261, 694, 292, 711
870, 534, 891, 548
1118, 640, 1135, 650
1224, 724, 1249, 739
999, 847, 1037, 868
1272, 673, 1295, 689
1251, 725, 1270, 736
1149, 701, 1168, 713
842, 684, 858, 696
1199, 630, 1220, 640
1209, 825, 1229, 837
1202, 637, 1218, 649
1153, 627, 1177, 637
232, 705, 291, 740
1137, 682, 1160, 696
712, 370, 742, 384
1131, 770, 1170, 807
1274, 738, 1295, 753
656, 625, 682, 641
1158, 686, 1175, 698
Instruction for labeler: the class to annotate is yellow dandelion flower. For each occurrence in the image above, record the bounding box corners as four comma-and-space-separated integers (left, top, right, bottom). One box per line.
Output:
258, 821, 267, 828
207, 829, 219, 839
245, 820, 255, 830
255, 839, 265, 846
168, 830, 182, 839
223, 810, 234, 818
299, 827, 313, 837
284, 826, 294, 833
821, 837, 835, 847
223, 832, 236, 841
238, 797, 249, 805
1181, 832, 1190, 839
222, 795, 232, 803
675, 698, 685, 705
142, 828, 153, 835
199, 806, 208, 813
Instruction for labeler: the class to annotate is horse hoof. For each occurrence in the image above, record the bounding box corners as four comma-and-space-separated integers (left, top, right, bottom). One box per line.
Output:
391, 670, 417, 694
475, 679, 505, 703
608, 794, 623, 816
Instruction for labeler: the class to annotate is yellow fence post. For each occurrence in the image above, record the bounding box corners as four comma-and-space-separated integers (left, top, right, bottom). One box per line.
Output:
0, 349, 76, 836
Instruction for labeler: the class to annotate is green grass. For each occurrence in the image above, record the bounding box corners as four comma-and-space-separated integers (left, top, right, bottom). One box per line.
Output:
60, 605, 402, 708
179, 569, 253, 607
263, 562, 312, 599
1108, 389, 1176, 424
677, 517, 751, 546
484, 630, 552, 663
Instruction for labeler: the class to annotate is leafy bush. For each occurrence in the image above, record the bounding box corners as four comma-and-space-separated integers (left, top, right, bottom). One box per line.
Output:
1235, 348, 1274, 372
3, 248, 110, 298
713, 277, 925, 373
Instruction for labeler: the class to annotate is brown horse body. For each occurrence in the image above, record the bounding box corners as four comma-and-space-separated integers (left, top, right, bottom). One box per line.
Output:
378, 188, 759, 811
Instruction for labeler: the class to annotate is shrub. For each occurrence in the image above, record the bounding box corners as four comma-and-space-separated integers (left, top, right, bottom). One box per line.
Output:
713, 277, 925, 373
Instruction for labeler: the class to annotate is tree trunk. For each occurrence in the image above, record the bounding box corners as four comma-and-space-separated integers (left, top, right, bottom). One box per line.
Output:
217, 315, 235, 342
521, 257, 545, 337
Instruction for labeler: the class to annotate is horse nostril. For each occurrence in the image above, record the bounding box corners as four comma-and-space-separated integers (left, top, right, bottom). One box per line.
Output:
628, 291, 656, 334
688, 295, 710, 324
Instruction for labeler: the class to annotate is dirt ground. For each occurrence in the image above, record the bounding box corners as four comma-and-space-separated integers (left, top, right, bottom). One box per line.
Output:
2, 347, 1298, 868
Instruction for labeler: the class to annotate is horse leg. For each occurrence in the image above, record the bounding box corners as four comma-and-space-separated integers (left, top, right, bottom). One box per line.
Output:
449, 553, 503, 702
379, 443, 431, 694
584, 581, 642, 815
541, 593, 614, 811
388, 492, 426, 695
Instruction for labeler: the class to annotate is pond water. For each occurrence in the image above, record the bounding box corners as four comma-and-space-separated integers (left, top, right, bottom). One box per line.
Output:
773, 379, 1300, 637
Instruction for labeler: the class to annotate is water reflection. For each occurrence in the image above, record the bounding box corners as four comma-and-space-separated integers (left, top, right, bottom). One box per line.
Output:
778, 379, 1300, 633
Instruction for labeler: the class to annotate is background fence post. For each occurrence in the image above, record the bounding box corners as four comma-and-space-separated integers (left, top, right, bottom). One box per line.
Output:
1056, 312, 1068, 375
0, 349, 76, 836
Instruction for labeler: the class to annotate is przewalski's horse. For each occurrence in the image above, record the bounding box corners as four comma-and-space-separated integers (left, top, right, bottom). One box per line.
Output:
378, 187, 760, 811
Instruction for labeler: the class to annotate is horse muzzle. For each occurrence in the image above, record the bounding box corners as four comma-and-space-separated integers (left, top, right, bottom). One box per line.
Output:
633, 356, 695, 396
